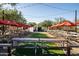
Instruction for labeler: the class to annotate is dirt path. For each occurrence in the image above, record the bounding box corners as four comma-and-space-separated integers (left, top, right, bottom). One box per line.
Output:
39, 32, 65, 40
39, 32, 55, 38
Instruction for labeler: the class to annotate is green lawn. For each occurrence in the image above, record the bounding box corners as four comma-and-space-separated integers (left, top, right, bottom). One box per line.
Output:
13, 32, 65, 56
28, 32, 49, 38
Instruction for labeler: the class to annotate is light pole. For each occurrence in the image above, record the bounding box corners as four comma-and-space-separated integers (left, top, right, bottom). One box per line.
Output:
75, 10, 77, 32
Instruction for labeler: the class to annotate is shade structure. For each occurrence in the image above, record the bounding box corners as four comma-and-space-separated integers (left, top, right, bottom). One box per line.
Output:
49, 21, 76, 30
54, 24, 61, 27
9, 20, 19, 26
50, 23, 62, 29
58, 21, 76, 31
48, 26, 55, 30
16, 23, 26, 28
23, 24, 32, 29
0, 19, 31, 36
50, 21, 76, 28
16, 22, 25, 27
75, 22, 79, 25
0, 20, 11, 25
0, 19, 32, 29
59, 21, 76, 27
16, 22, 31, 29
0, 20, 19, 26
11, 21, 32, 28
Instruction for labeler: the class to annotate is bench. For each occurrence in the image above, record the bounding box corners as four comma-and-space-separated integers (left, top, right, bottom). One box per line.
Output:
0, 43, 12, 56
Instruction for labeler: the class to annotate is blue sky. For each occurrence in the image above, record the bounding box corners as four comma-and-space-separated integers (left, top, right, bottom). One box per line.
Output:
3, 3, 79, 23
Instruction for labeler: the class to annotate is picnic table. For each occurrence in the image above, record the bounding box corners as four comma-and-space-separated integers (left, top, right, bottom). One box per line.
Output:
12, 38, 66, 47
67, 32, 79, 41
12, 38, 67, 55
0, 43, 11, 56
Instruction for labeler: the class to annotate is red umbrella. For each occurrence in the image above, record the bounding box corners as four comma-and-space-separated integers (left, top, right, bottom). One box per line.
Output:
75, 22, 79, 25
0, 20, 18, 26
26, 25, 32, 28
10, 21, 31, 28
0, 20, 10, 25
9, 20, 19, 26
48, 26, 54, 30
59, 21, 76, 26
22, 24, 31, 29
0, 20, 18, 35
58, 21, 76, 31
16, 22, 30, 28
0, 19, 32, 27
49, 21, 76, 30
50, 23, 61, 29
15, 22, 24, 27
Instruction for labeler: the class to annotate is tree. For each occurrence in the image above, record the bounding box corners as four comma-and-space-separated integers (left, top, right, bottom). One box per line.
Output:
28, 22, 37, 26
0, 9, 27, 24
0, 3, 27, 35
0, 3, 17, 9
0, 4, 3, 9
9, 3, 17, 9
39, 20, 53, 28
54, 17, 66, 24
10, 3, 17, 7
38, 20, 53, 31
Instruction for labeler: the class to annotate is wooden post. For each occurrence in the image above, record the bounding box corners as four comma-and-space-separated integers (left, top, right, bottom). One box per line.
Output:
62, 41, 64, 47
67, 46, 71, 56
8, 47, 11, 56
42, 42, 44, 55
66, 41, 71, 56
34, 42, 37, 56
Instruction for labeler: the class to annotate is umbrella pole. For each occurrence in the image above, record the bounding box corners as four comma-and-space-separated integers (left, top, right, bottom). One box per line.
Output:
2, 25, 5, 35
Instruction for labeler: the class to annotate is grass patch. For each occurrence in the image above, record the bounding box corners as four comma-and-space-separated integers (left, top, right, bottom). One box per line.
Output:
28, 33, 49, 38
13, 43, 35, 56
13, 42, 65, 56
48, 49, 65, 55
45, 42, 57, 47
